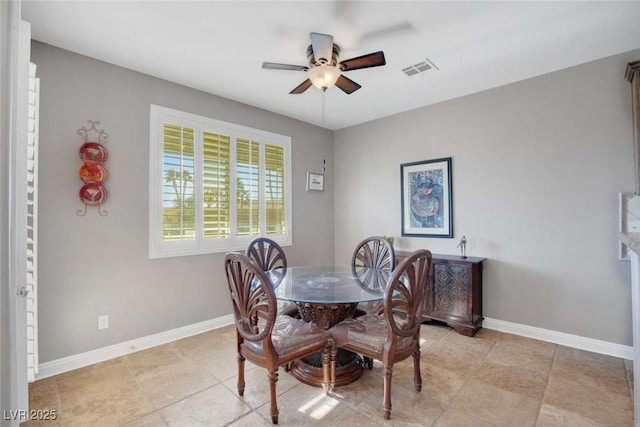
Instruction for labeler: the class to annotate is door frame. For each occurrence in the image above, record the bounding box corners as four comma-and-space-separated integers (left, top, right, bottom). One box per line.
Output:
1, 2, 31, 425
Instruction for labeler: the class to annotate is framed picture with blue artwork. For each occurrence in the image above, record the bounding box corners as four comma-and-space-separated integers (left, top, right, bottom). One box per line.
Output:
401, 157, 453, 238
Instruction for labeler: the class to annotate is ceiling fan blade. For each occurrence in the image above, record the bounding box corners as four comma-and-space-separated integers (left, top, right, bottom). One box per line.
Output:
310, 32, 334, 64
359, 22, 414, 44
339, 51, 386, 72
335, 75, 361, 94
289, 79, 313, 94
262, 62, 308, 71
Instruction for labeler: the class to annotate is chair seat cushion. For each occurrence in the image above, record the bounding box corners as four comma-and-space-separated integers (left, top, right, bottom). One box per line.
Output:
329, 314, 414, 353
243, 315, 329, 357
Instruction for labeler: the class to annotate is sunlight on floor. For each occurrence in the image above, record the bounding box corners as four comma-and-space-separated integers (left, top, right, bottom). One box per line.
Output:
297, 391, 340, 420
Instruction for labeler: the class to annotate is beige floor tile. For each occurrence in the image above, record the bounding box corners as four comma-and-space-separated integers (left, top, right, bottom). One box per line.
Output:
543, 372, 633, 426
124, 345, 218, 408
27, 377, 60, 422
477, 340, 554, 399
26, 326, 636, 427
227, 411, 273, 426
475, 329, 556, 354
433, 409, 498, 427
535, 403, 608, 427
552, 346, 629, 397
421, 344, 485, 379
546, 345, 632, 426
255, 382, 352, 426
173, 326, 236, 361
55, 360, 153, 424
61, 386, 153, 427
120, 411, 168, 427
450, 378, 540, 427
328, 364, 384, 408
123, 345, 185, 376
473, 361, 549, 400
394, 362, 467, 406
419, 323, 452, 349
485, 339, 556, 370
197, 346, 258, 382
354, 378, 445, 426
161, 383, 251, 427
437, 328, 497, 354
328, 407, 386, 426
221, 366, 300, 410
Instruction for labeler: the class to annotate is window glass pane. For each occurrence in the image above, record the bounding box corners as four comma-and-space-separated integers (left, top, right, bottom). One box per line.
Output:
162, 124, 195, 241
151, 105, 291, 258
265, 144, 286, 235
236, 139, 260, 237
203, 131, 231, 239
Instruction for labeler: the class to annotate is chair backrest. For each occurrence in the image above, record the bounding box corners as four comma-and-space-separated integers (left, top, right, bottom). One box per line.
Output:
382, 249, 432, 338
246, 237, 287, 272
224, 252, 277, 342
351, 236, 396, 291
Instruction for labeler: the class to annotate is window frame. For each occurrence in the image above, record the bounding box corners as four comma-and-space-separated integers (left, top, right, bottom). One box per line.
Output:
149, 105, 292, 259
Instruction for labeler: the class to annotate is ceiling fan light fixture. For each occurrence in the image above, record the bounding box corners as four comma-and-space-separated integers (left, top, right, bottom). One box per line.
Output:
308, 65, 341, 90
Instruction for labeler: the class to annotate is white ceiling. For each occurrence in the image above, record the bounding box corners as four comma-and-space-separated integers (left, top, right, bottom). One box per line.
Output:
21, 1, 640, 130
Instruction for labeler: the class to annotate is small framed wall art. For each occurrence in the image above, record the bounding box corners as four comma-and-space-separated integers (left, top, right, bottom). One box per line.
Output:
401, 157, 453, 238
306, 172, 324, 192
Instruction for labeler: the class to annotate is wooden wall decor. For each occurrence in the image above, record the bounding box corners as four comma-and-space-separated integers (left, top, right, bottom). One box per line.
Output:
76, 120, 109, 216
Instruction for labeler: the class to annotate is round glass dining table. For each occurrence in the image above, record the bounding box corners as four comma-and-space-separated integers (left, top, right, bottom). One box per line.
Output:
266, 266, 390, 387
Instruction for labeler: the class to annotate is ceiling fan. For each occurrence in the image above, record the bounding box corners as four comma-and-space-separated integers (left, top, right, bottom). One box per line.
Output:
262, 32, 386, 95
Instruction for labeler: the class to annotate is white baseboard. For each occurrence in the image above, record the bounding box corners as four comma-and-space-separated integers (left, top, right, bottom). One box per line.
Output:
483, 317, 633, 360
36, 315, 632, 380
36, 315, 234, 380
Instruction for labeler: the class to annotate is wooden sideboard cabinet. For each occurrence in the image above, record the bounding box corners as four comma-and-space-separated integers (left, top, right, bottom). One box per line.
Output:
395, 251, 485, 337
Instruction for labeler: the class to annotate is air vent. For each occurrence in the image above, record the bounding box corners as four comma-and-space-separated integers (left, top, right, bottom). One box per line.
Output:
402, 58, 439, 77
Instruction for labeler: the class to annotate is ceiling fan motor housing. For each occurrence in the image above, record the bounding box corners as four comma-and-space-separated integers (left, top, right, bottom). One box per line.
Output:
307, 44, 340, 67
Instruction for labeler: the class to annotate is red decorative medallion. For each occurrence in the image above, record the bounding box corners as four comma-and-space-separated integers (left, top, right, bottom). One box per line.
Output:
79, 142, 108, 163
78, 163, 108, 183
79, 182, 108, 205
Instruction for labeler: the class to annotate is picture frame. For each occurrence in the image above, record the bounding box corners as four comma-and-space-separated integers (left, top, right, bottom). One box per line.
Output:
306, 172, 324, 192
401, 157, 453, 238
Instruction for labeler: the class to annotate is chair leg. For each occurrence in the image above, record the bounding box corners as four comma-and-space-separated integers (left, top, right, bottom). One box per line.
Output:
413, 347, 422, 392
382, 365, 392, 420
330, 344, 337, 392
322, 346, 330, 393
237, 353, 245, 396
268, 370, 279, 424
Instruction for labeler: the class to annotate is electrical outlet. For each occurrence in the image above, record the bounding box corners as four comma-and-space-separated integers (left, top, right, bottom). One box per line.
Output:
98, 315, 109, 330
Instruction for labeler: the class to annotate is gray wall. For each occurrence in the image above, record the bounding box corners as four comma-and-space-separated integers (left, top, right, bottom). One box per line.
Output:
31, 41, 335, 362
334, 50, 639, 346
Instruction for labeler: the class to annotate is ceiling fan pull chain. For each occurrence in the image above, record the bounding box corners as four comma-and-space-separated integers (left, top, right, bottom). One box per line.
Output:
322, 89, 326, 173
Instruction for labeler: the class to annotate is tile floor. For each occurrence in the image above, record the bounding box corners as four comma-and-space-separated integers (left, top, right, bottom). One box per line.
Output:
23, 323, 634, 426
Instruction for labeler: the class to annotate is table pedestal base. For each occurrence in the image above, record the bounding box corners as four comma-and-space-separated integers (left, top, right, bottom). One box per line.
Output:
290, 348, 363, 388
287, 301, 365, 387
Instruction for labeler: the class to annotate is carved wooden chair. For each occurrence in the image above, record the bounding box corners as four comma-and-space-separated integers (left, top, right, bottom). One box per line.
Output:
246, 237, 287, 272
224, 253, 333, 424
246, 237, 297, 317
351, 236, 396, 303
330, 249, 432, 420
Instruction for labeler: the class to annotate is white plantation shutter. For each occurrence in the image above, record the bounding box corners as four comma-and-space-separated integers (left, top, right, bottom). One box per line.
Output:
26, 62, 39, 382
203, 131, 231, 239
265, 144, 286, 236
149, 105, 292, 258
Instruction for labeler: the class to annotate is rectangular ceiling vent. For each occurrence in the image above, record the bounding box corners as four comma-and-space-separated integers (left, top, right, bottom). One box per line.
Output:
402, 58, 439, 77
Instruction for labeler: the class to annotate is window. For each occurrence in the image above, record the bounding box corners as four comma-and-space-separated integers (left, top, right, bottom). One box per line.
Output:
149, 105, 292, 258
